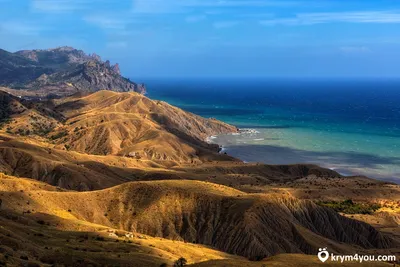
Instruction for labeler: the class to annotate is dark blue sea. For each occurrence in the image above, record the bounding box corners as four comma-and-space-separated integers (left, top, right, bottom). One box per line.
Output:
145, 78, 400, 183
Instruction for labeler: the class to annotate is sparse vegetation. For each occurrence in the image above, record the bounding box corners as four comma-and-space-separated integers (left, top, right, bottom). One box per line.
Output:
316, 199, 381, 215
174, 257, 187, 267
36, 220, 46, 225
50, 130, 68, 140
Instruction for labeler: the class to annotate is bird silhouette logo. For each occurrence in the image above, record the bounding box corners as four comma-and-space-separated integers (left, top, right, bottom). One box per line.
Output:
318, 248, 329, 262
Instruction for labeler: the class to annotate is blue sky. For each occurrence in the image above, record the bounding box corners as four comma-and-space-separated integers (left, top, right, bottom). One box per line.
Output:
1, 0, 400, 79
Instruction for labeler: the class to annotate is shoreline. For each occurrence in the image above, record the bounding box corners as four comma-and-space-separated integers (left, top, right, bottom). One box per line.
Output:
206, 128, 400, 184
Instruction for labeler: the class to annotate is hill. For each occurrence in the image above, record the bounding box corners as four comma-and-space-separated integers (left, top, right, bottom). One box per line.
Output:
0, 90, 237, 167
0, 174, 397, 266
0, 91, 62, 136
53, 90, 237, 159
0, 47, 145, 97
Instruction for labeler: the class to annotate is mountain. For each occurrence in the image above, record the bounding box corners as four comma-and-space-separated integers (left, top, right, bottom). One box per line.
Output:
15, 46, 101, 68
0, 47, 145, 97
0, 49, 52, 86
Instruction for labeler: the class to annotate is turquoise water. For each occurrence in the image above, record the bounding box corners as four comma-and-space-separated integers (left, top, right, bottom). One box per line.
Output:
146, 79, 400, 183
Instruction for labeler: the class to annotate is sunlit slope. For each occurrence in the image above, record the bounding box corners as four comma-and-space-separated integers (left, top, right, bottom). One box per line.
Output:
52, 90, 237, 162
0, 183, 244, 266
191, 254, 392, 267
0, 90, 62, 135
1, 174, 396, 261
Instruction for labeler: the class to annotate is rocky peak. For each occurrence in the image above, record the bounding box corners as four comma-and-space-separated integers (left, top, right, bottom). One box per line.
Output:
15, 50, 39, 62
1, 46, 146, 96
111, 63, 121, 75
90, 53, 102, 62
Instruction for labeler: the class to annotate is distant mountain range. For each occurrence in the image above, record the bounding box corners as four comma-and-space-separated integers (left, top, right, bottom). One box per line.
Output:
0, 46, 145, 98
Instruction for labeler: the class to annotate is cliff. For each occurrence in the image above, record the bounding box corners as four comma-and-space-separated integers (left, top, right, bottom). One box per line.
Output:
0, 47, 145, 97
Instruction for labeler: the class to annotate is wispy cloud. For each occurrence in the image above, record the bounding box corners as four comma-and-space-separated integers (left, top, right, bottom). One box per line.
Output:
31, 0, 91, 13
260, 11, 400, 26
185, 15, 207, 23
340, 46, 371, 54
107, 41, 128, 48
213, 21, 240, 29
194, 0, 300, 8
0, 21, 46, 35
132, 0, 185, 14
132, 0, 299, 14
84, 15, 132, 30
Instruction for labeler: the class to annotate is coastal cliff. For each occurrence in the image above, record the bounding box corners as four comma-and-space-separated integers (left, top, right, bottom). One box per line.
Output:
0, 46, 145, 97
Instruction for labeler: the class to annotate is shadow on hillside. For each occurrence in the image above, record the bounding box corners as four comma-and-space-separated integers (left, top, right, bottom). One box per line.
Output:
150, 113, 236, 161
0, 210, 163, 267
54, 99, 86, 117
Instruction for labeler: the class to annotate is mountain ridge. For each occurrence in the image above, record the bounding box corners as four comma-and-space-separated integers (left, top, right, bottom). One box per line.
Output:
0, 47, 145, 97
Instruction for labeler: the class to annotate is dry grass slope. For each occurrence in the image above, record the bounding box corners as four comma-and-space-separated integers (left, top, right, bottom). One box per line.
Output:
52, 91, 237, 162
1, 175, 397, 263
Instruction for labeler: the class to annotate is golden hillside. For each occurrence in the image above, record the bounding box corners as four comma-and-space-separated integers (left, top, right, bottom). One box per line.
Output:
1, 174, 398, 265
52, 90, 237, 162
0, 90, 237, 164
0, 91, 62, 137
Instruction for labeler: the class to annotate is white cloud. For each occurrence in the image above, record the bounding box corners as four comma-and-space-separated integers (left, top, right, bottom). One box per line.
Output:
132, 0, 186, 14
132, 0, 299, 14
260, 11, 400, 26
107, 41, 128, 48
340, 46, 371, 54
185, 15, 207, 23
31, 0, 89, 13
84, 15, 132, 30
213, 21, 240, 29
194, 0, 300, 8
0, 21, 46, 36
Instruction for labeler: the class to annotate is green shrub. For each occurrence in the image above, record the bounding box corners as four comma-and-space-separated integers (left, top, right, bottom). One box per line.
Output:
174, 257, 187, 267
50, 131, 68, 140
316, 199, 381, 215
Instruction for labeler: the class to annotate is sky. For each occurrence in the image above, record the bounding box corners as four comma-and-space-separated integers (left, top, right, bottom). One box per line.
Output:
1, 0, 400, 80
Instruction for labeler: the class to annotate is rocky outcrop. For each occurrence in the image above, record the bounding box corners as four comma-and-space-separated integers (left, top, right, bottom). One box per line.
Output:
0, 49, 52, 86
0, 47, 145, 97
111, 63, 121, 75
27, 60, 145, 95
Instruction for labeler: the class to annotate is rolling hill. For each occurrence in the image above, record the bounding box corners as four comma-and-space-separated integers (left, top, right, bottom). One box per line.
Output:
0, 174, 397, 266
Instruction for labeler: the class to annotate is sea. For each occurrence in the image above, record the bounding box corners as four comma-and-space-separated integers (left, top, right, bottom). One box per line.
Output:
145, 78, 400, 183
